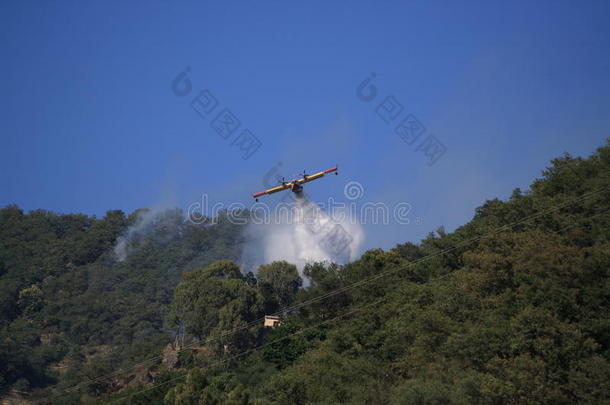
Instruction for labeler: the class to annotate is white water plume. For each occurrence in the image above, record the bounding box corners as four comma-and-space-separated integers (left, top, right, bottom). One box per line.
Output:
241, 195, 364, 274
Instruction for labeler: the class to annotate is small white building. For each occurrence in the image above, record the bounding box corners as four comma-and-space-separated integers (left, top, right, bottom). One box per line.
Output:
264, 315, 281, 328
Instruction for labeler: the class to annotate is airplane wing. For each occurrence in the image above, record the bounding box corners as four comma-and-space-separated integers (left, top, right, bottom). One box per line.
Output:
252, 183, 292, 199
295, 166, 338, 185
252, 166, 338, 199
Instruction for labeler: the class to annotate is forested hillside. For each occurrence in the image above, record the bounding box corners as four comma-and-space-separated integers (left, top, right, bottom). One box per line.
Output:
0, 208, 248, 402
2, 141, 610, 404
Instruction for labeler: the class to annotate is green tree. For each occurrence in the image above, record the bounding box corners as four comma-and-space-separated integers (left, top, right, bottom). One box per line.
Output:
257, 261, 302, 309
169, 261, 265, 357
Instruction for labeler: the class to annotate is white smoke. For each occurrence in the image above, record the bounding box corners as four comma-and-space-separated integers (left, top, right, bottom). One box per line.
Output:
241, 195, 364, 274
114, 208, 164, 261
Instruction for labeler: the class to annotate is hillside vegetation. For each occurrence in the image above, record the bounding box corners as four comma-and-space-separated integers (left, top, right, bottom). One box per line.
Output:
1, 141, 609, 404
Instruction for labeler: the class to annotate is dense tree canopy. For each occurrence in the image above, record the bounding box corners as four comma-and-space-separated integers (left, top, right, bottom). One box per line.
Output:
1, 141, 609, 404
257, 261, 302, 310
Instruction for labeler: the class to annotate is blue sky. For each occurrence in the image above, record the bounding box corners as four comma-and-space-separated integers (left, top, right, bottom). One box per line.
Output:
1, 0, 609, 251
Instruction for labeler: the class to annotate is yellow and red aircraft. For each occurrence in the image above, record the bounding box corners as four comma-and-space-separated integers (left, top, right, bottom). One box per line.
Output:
252, 166, 338, 201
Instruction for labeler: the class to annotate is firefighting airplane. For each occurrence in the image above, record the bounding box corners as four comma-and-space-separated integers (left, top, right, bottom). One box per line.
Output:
252, 166, 338, 201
